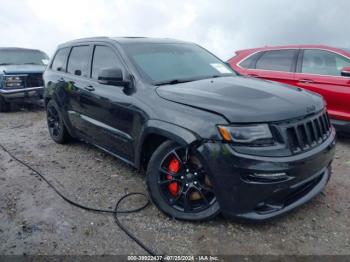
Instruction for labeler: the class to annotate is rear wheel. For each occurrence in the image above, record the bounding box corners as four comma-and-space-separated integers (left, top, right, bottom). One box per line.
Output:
46, 100, 71, 144
146, 141, 220, 221
0, 96, 10, 112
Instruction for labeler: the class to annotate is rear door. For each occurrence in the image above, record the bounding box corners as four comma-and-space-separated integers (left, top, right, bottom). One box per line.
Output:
295, 49, 350, 121
245, 49, 299, 86
64, 44, 94, 136
46, 47, 72, 120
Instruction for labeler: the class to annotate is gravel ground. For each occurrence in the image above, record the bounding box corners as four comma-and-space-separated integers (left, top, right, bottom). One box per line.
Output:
0, 107, 349, 256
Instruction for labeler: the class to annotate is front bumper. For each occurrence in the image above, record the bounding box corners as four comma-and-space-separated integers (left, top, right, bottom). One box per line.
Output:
197, 128, 336, 221
0, 86, 44, 103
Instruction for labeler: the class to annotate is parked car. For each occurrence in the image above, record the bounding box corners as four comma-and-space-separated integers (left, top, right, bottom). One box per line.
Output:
0, 47, 49, 112
228, 45, 350, 133
44, 37, 335, 221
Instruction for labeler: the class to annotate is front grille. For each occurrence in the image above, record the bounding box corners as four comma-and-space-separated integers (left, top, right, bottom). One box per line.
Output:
25, 73, 43, 88
284, 111, 331, 154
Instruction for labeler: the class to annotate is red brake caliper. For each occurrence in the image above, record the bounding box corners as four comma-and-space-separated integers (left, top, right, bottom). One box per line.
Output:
167, 158, 180, 196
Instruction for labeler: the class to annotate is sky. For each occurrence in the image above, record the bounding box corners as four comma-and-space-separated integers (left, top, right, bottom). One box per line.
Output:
0, 0, 349, 60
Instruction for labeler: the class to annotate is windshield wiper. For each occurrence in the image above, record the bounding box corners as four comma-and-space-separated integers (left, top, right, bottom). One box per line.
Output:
155, 74, 235, 86
23, 62, 41, 65
0, 63, 14, 65
155, 78, 197, 86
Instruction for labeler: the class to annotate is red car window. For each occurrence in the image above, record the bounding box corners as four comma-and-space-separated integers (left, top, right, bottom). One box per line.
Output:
302, 49, 350, 76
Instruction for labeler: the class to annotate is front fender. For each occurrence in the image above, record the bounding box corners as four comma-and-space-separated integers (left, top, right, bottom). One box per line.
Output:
134, 119, 201, 168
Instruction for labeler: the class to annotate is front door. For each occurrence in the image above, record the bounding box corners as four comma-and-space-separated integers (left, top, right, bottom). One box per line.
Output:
77, 44, 136, 161
64, 45, 94, 137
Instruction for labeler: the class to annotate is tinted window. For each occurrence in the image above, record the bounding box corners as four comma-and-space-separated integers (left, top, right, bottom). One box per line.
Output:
256, 50, 296, 72
239, 52, 261, 69
122, 43, 235, 84
92, 46, 123, 80
51, 48, 70, 71
302, 49, 350, 76
67, 46, 90, 77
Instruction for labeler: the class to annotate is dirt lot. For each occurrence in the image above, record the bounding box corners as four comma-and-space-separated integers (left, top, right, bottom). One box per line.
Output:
0, 107, 349, 256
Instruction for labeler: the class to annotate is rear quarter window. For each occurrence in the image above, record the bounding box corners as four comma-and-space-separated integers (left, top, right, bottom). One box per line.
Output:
239, 52, 261, 69
51, 48, 70, 72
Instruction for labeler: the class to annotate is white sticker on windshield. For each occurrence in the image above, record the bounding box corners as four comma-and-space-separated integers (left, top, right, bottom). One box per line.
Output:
42, 59, 49, 65
210, 63, 231, 74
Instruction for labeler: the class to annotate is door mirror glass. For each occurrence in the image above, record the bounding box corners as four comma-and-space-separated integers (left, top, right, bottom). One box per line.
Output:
341, 66, 350, 77
98, 67, 130, 87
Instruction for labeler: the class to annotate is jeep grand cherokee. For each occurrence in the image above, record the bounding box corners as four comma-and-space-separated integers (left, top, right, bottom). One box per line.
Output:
43, 37, 336, 221
0, 47, 49, 112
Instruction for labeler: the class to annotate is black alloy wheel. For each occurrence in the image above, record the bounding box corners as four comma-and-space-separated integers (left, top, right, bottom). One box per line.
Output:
147, 141, 220, 221
46, 100, 71, 144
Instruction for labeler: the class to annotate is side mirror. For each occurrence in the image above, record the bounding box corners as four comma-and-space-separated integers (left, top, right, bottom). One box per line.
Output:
98, 67, 130, 87
341, 66, 350, 77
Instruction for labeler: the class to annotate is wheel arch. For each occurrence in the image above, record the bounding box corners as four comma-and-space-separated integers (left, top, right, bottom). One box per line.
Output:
135, 120, 200, 171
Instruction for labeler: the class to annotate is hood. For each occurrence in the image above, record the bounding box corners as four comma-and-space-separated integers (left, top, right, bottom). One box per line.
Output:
156, 76, 324, 123
0, 64, 46, 74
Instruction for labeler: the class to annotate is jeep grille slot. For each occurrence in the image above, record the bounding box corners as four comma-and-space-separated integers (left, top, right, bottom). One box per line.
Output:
285, 111, 331, 154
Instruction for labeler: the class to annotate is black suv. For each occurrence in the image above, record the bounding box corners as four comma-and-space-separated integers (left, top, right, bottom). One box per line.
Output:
43, 37, 336, 221
0, 47, 49, 111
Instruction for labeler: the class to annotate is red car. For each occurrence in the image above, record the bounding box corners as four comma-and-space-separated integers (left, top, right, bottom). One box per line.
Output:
228, 45, 350, 132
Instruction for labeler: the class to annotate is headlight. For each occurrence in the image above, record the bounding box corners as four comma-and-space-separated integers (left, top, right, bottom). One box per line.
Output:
5, 75, 25, 88
217, 124, 273, 144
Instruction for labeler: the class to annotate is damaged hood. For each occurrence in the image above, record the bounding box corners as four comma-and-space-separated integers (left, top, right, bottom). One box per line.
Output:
156, 76, 324, 123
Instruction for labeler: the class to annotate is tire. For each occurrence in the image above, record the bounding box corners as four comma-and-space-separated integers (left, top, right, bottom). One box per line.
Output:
146, 141, 220, 221
0, 96, 10, 112
46, 100, 71, 144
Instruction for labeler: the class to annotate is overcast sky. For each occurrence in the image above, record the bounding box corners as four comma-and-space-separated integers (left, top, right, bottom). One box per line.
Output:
0, 0, 349, 60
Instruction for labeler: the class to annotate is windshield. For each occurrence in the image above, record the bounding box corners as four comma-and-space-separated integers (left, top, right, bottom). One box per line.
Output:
122, 43, 236, 85
0, 49, 49, 66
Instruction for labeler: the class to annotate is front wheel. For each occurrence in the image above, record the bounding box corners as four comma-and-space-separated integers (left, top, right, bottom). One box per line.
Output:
146, 141, 220, 221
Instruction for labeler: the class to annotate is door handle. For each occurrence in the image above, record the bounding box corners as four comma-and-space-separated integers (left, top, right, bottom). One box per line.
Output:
84, 85, 95, 92
299, 79, 314, 84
